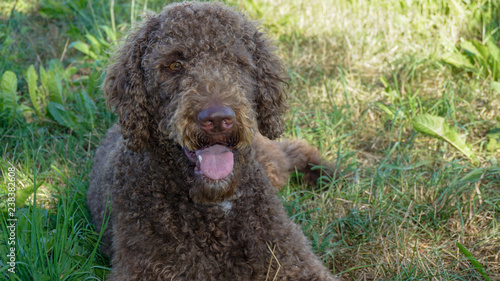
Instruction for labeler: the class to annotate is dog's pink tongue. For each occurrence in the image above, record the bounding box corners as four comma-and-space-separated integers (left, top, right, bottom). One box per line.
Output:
195, 145, 233, 180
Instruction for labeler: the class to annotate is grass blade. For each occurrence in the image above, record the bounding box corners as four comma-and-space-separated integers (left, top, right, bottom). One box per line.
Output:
456, 242, 491, 281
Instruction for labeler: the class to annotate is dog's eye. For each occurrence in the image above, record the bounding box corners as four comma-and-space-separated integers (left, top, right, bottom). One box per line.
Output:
168, 61, 183, 71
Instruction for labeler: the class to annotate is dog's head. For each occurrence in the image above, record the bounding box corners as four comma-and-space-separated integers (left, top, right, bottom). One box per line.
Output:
104, 2, 287, 203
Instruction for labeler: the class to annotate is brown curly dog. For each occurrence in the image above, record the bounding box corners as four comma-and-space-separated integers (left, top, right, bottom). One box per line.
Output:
87, 2, 338, 280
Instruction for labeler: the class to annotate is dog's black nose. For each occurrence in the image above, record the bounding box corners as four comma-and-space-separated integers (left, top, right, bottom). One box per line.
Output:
197, 106, 235, 134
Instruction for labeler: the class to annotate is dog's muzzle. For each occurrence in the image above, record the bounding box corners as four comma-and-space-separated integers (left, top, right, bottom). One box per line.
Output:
183, 105, 238, 181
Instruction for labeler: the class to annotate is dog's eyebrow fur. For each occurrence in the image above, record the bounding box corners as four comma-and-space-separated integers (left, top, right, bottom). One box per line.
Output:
153, 45, 185, 61
232, 45, 255, 68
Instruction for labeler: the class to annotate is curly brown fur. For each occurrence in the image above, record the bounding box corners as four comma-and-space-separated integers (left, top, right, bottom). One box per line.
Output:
87, 2, 337, 280
252, 132, 336, 189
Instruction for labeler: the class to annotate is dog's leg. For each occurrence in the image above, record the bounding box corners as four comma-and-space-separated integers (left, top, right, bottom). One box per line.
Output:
277, 139, 336, 187
252, 132, 337, 189
252, 132, 292, 189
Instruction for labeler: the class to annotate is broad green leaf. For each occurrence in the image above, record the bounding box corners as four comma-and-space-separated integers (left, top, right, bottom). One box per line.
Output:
492, 82, 500, 94
487, 128, 500, 153
442, 52, 474, 69
47, 102, 79, 130
39, 65, 47, 90
64, 66, 78, 81
1, 70, 17, 97
486, 138, 498, 153
0, 70, 18, 110
85, 33, 102, 53
443, 127, 473, 158
69, 41, 98, 60
78, 91, 96, 116
19, 104, 35, 122
38, 65, 50, 97
412, 114, 473, 159
487, 40, 500, 62
47, 72, 64, 104
471, 40, 489, 63
27, 65, 42, 116
461, 40, 487, 63
69, 41, 90, 55
456, 242, 491, 281
48, 59, 65, 76
16, 184, 40, 207
486, 40, 500, 80
413, 114, 446, 137
47, 102, 70, 127
40, 65, 63, 104
101, 25, 117, 42
461, 41, 480, 59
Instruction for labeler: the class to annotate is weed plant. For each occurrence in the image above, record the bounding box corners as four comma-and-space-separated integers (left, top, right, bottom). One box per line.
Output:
1, 0, 499, 280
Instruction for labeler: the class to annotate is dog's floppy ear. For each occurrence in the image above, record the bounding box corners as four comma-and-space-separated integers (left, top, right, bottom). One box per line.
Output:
252, 31, 288, 140
104, 19, 159, 152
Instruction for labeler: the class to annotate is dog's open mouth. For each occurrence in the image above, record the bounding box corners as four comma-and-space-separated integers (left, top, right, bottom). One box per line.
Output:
184, 144, 234, 181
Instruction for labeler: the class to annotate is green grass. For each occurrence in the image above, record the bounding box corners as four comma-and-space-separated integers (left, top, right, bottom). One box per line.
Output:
1, 0, 499, 280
